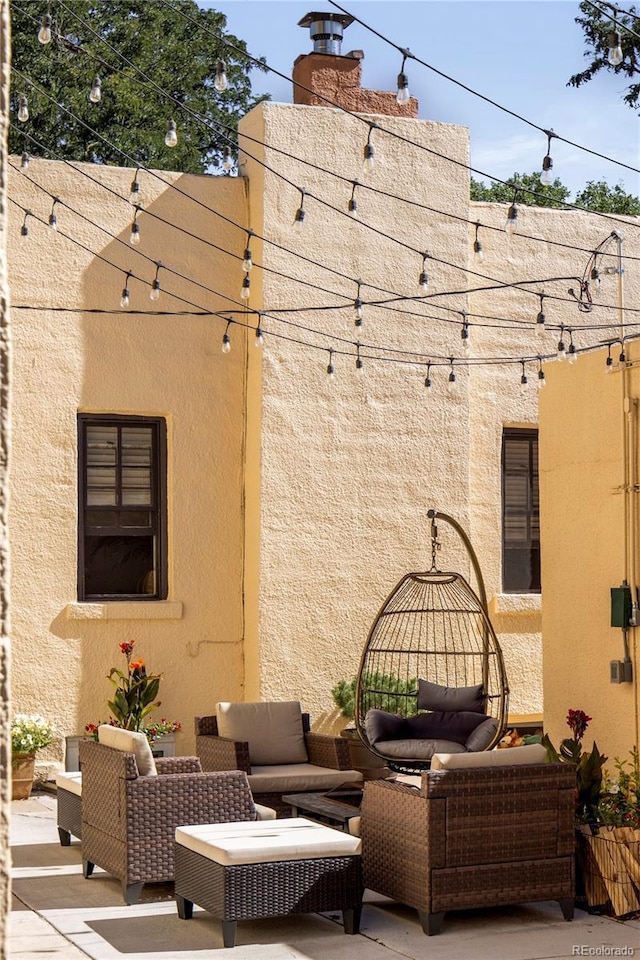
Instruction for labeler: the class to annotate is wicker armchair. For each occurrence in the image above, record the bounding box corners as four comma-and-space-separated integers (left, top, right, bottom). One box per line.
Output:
195, 701, 362, 816
361, 759, 576, 935
79, 738, 270, 904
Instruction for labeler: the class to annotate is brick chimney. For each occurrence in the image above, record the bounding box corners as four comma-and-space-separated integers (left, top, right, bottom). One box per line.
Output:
294, 12, 419, 118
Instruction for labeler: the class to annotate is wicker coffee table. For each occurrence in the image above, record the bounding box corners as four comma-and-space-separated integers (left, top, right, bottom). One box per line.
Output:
282, 789, 362, 830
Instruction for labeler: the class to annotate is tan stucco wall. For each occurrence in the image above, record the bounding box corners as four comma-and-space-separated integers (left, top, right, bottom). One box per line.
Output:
540, 341, 640, 760
8, 159, 249, 765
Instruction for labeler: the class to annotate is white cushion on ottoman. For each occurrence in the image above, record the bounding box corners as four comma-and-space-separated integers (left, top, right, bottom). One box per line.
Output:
55, 771, 82, 796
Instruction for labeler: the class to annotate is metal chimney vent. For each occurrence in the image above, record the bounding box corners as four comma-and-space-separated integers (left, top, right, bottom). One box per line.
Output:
298, 11, 354, 55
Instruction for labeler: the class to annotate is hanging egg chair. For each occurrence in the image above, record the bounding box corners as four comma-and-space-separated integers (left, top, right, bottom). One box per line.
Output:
354, 509, 509, 773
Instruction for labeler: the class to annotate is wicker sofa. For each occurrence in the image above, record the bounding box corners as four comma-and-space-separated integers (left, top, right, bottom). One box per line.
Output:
361, 746, 576, 935
80, 726, 275, 904
195, 701, 363, 816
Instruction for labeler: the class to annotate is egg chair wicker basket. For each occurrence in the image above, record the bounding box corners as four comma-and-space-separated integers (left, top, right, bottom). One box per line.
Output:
354, 510, 509, 772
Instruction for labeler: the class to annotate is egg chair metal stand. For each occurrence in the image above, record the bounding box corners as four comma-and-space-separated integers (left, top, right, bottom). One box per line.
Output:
354, 510, 509, 773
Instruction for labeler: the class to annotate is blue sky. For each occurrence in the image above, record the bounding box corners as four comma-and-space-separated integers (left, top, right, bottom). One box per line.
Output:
201, 1, 639, 199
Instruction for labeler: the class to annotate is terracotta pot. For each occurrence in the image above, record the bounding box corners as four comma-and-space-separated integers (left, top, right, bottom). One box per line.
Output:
11, 753, 36, 800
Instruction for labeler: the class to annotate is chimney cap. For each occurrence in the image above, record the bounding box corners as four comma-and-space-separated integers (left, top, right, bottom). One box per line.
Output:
298, 11, 354, 29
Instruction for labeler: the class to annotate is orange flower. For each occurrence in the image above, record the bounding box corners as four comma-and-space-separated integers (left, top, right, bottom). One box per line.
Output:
129, 659, 145, 671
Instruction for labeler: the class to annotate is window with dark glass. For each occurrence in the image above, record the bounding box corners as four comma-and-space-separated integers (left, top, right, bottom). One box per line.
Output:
501, 428, 540, 593
78, 416, 167, 600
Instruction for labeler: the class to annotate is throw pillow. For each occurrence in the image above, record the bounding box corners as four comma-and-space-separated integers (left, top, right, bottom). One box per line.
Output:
417, 679, 485, 713
365, 709, 407, 745
405, 710, 486, 745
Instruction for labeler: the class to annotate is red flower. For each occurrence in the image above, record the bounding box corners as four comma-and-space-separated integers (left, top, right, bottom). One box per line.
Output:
566, 709, 592, 741
119, 641, 135, 658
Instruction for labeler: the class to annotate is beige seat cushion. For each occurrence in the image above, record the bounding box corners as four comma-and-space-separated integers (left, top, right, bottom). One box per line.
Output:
175, 818, 361, 866
248, 763, 363, 794
216, 701, 308, 765
431, 742, 547, 770
97, 724, 157, 776
55, 771, 82, 796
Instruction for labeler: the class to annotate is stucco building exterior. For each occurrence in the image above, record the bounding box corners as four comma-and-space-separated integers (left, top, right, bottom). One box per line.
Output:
3, 39, 639, 786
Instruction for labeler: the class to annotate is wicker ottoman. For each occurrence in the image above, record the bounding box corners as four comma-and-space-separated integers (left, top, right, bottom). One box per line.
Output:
55, 771, 82, 845
174, 818, 363, 948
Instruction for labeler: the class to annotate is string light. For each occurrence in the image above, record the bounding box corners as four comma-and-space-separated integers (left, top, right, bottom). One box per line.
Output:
354, 280, 363, 327
242, 232, 253, 272
241, 275, 250, 300
348, 181, 358, 216
424, 361, 432, 391
120, 270, 132, 308
520, 360, 528, 392
447, 357, 457, 394
130, 170, 141, 204
20, 151, 29, 170
20, 209, 30, 237
606, 344, 613, 373
222, 146, 234, 172
17, 95, 29, 122
608, 29, 624, 65
356, 342, 364, 371
293, 189, 305, 232
255, 322, 264, 348
164, 119, 178, 148
461, 313, 470, 356
505, 195, 518, 236
590, 258, 601, 295
48, 196, 59, 230
473, 222, 484, 264
222, 319, 232, 354
557, 324, 567, 361
327, 349, 335, 379
536, 294, 546, 337
396, 50, 410, 104
363, 126, 375, 174
567, 329, 577, 364
89, 75, 102, 104
130, 206, 141, 245
619, 340, 627, 363
540, 130, 555, 186
215, 59, 228, 92
418, 253, 429, 293
38, 12, 52, 44
149, 262, 162, 301
537, 357, 546, 390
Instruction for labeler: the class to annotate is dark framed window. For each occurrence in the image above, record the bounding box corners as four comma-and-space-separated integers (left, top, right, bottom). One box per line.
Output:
78, 415, 167, 600
501, 428, 540, 593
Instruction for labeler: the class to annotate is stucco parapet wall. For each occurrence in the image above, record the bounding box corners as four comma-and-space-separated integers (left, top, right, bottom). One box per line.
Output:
65, 602, 183, 620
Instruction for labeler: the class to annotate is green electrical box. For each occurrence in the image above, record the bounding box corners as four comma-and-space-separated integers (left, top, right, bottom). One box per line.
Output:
611, 585, 632, 627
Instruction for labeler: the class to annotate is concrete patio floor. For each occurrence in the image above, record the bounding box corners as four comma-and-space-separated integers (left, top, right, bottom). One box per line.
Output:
8, 790, 640, 960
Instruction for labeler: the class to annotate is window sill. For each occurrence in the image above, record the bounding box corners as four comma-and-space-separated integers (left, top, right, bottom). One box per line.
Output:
488, 594, 542, 617
65, 601, 183, 621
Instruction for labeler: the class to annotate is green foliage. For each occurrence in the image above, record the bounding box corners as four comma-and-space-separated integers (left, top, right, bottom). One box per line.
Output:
11, 713, 56, 754
597, 748, 640, 827
105, 640, 161, 730
574, 180, 640, 215
470, 172, 570, 208
331, 673, 418, 721
9, 0, 269, 172
569, 1, 640, 111
542, 708, 608, 824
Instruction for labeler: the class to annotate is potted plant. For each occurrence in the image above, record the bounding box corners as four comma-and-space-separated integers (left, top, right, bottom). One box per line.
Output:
11, 713, 56, 799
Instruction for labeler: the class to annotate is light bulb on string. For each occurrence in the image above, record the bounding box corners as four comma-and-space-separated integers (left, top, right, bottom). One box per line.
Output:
619, 341, 627, 364
396, 50, 410, 104
363, 126, 375, 174
149, 262, 162, 301
164, 119, 178, 148
130, 171, 141, 204
447, 358, 457, 394
254, 323, 264, 349
241, 276, 250, 300
608, 30, 624, 66
38, 13, 52, 44
48, 196, 59, 230
348, 181, 358, 216
505, 199, 518, 236
222, 146, 234, 172
537, 358, 546, 390
540, 130, 555, 185
461, 314, 470, 357
354, 281, 363, 327
215, 59, 228, 92
20, 209, 30, 238
242, 231, 253, 272
327, 349, 335, 380
89, 75, 102, 104
424, 362, 432, 391
473, 222, 484, 263
590, 257, 601, 296
520, 361, 528, 393
20, 152, 29, 170
557, 325, 567, 361
418, 253, 429, 294
536, 294, 546, 338
130, 207, 141, 245
355, 342, 364, 372
293, 189, 306, 232
120, 271, 132, 308
606, 345, 613, 373
222, 320, 232, 354
567, 331, 577, 365
17, 96, 29, 123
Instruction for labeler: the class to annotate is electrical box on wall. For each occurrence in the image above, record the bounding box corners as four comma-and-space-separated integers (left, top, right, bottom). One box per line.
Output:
610, 660, 633, 683
610, 585, 632, 627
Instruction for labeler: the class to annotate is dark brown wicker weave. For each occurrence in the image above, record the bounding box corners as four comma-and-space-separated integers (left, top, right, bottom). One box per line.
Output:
57, 787, 82, 845
79, 740, 262, 904
195, 712, 354, 817
175, 843, 362, 948
361, 762, 576, 935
